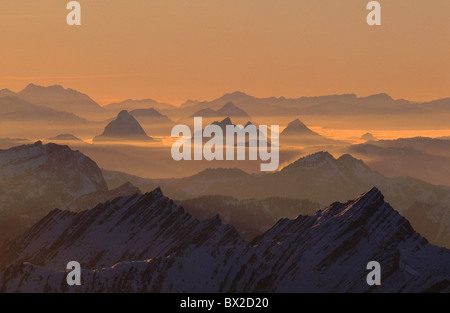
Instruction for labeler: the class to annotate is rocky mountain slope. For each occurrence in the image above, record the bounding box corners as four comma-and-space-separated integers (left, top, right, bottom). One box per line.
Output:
0, 188, 449, 292
0, 141, 108, 241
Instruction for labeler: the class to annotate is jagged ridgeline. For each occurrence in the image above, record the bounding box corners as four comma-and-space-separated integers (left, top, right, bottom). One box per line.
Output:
0, 187, 449, 292
0, 142, 449, 292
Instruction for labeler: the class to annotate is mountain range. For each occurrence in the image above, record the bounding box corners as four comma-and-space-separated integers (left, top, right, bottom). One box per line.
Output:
0, 187, 449, 292
0, 96, 92, 125
103, 151, 450, 248
191, 102, 250, 118
103, 99, 176, 114
16, 84, 106, 120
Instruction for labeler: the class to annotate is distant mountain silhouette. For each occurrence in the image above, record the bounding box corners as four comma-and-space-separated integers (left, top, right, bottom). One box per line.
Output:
171, 92, 450, 128
0, 96, 91, 125
104, 152, 450, 213
348, 137, 450, 186
94, 110, 153, 142
360, 132, 376, 141
17, 83, 105, 119
191, 102, 249, 118
129, 107, 174, 124
47, 134, 82, 141
0, 89, 16, 97
178, 195, 320, 241
104, 99, 176, 114
281, 118, 321, 137
281, 118, 339, 145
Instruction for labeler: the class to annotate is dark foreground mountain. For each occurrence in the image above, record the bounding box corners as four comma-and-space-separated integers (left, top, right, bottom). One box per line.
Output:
0, 141, 108, 241
93, 110, 153, 142
0, 188, 241, 272
0, 188, 449, 292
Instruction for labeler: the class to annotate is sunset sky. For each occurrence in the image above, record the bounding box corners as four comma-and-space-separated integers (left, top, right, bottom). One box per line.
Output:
0, 0, 449, 105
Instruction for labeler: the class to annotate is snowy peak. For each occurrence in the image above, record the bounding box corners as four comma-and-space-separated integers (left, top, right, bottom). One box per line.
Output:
282, 151, 336, 170
0, 141, 108, 240
2, 188, 449, 293
0, 187, 243, 272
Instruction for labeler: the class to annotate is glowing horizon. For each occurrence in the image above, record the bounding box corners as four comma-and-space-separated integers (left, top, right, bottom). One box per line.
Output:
0, 0, 449, 105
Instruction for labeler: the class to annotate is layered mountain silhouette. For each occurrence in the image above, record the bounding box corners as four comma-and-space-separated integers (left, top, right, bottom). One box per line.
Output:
191, 102, 250, 118
168, 91, 450, 129
16, 84, 106, 119
0, 89, 16, 97
103, 151, 450, 248
1, 188, 449, 292
348, 139, 450, 186
178, 195, 320, 240
129, 107, 174, 124
93, 110, 153, 142
104, 99, 176, 114
0, 96, 91, 125
47, 134, 82, 142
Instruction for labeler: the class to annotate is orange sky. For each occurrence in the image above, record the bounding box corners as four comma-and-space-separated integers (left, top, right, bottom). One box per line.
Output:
0, 0, 449, 105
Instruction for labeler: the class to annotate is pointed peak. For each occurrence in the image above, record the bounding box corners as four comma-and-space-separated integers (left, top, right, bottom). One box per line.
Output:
221, 117, 232, 124
287, 118, 307, 127
151, 186, 164, 196
118, 110, 131, 116
306, 151, 334, 160
351, 187, 385, 207
281, 151, 336, 171
222, 101, 236, 108
337, 153, 360, 162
